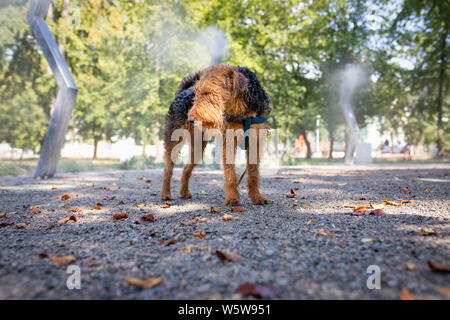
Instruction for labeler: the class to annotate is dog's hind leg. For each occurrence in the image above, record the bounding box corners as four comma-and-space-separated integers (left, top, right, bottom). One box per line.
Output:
160, 139, 181, 200
223, 132, 241, 206
180, 134, 207, 199
246, 124, 268, 205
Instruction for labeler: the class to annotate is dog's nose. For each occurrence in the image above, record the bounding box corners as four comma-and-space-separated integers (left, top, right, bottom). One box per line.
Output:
187, 117, 195, 123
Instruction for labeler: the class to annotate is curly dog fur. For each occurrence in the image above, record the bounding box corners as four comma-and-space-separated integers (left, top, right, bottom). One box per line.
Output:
160, 64, 271, 205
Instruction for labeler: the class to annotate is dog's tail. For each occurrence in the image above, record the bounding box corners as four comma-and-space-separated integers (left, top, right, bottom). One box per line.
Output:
176, 70, 202, 96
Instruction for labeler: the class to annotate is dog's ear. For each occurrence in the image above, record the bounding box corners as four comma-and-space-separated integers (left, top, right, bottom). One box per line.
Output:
231, 69, 248, 98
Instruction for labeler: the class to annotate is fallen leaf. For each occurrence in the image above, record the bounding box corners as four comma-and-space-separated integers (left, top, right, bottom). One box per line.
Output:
438, 288, 450, 297
164, 239, 177, 246
135, 214, 155, 224
404, 261, 418, 271
0, 213, 6, 218
58, 215, 77, 224
113, 213, 128, 220
314, 229, 327, 237
221, 214, 233, 221
135, 203, 146, 208
184, 246, 191, 253
400, 199, 415, 204
209, 207, 219, 213
400, 187, 411, 194
145, 179, 152, 184
30, 206, 41, 214
124, 277, 164, 289
361, 238, 377, 243
369, 209, 386, 216
307, 219, 316, 225
60, 193, 72, 201
160, 203, 171, 208
230, 207, 244, 213
286, 188, 297, 198
51, 185, 58, 190
369, 202, 386, 209
342, 203, 356, 208
418, 227, 438, 236
235, 282, 279, 299
181, 219, 197, 226
90, 205, 102, 210
353, 206, 370, 212
137, 177, 143, 180
193, 231, 205, 239
338, 183, 348, 186
70, 208, 81, 213
81, 258, 102, 268
384, 199, 402, 206
49, 255, 75, 265
400, 288, 415, 300
15, 223, 27, 229
427, 261, 450, 273
197, 217, 208, 223
118, 200, 125, 205
38, 253, 49, 258
215, 250, 243, 262
294, 178, 305, 183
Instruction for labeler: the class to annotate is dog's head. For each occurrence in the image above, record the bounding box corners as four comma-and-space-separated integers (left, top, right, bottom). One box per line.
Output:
187, 65, 248, 128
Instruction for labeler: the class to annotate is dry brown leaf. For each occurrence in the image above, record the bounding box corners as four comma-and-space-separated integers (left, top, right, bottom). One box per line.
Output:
193, 231, 205, 239
160, 203, 171, 208
0, 213, 6, 218
60, 193, 72, 201
135, 214, 155, 224
164, 239, 177, 246
294, 178, 305, 183
384, 199, 402, 206
209, 207, 219, 213
30, 206, 41, 214
49, 255, 75, 265
235, 282, 279, 299
400, 288, 415, 300
314, 229, 327, 237
427, 261, 450, 273
51, 185, 58, 190
216, 250, 243, 262
135, 203, 146, 208
400, 199, 415, 204
113, 213, 128, 220
400, 187, 412, 194
70, 208, 81, 213
307, 219, 316, 225
286, 188, 297, 198
145, 179, 152, 184
369, 209, 386, 216
58, 215, 77, 224
197, 217, 208, 223
418, 227, 438, 236
124, 276, 164, 289
353, 206, 370, 212
181, 219, 197, 226
15, 223, 27, 229
404, 261, 418, 271
81, 258, 102, 268
361, 238, 377, 243
230, 207, 244, 213
221, 214, 233, 221
438, 288, 450, 297
90, 205, 102, 210
342, 203, 356, 208
369, 202, 386, 209
137, 177, 143, 180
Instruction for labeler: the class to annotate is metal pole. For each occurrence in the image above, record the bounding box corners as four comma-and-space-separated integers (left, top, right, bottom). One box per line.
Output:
28, 0, 78, 178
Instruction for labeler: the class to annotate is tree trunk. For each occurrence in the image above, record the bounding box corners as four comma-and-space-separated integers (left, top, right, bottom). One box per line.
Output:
328, 135, 334, 159
93, 137, 99, 160
436, 30, 446, 154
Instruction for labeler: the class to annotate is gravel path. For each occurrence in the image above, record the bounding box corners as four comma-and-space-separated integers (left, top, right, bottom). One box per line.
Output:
0, 163, 449, 299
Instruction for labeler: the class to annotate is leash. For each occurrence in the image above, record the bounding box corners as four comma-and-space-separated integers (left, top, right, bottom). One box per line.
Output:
237, 116, 267, 185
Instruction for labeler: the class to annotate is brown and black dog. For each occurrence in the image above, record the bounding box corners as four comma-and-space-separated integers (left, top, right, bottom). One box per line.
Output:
160, 64, 271, 205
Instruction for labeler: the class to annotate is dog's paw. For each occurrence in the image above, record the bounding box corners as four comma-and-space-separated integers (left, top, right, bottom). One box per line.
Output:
225, 197, 241, 206
180, 190, 192, 199
250, 194, 268, 205
160, 192, 172, 201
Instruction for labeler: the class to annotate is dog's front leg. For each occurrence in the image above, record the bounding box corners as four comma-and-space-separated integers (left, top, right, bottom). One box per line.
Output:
223, 131, 240, 206
247, 124, 268, 204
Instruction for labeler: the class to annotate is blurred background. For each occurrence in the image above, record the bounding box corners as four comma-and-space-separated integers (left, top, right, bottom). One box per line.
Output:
0, 0, 448, 175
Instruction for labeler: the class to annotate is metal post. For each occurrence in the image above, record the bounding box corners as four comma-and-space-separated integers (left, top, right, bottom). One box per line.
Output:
28, 0, 78, 178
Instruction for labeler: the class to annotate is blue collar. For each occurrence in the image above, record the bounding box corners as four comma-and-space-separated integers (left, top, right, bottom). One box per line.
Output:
242, 117, 267, 150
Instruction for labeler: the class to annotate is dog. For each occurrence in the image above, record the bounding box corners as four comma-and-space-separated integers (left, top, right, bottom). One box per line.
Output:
160, 64, 271, 205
